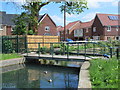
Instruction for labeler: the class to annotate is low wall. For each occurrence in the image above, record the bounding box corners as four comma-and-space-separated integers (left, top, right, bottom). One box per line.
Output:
0, 58, 25, 67
78, 61, 91, 88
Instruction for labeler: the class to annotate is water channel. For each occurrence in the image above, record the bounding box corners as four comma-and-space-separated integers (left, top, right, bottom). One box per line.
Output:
2, 59, 84, 88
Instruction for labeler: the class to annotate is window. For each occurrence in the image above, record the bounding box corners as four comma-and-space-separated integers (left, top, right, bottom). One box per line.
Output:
93, 27, 96, 32
44, 33, 51, 36
116, 26, 119, 31
45, 26, 50, 31
86, 28, 89, 33
107, 26, 111, 31
0, 24, 3, 30
116, 37, 119, 40
107, 37, 111, 40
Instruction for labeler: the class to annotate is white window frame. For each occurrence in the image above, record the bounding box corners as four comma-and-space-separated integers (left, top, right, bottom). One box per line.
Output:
86, 28, 89, 33
0, 24, 3, 30
107, 26, 111, 31
93, 27, 96, 32
44, 33, 51, 36
45, 26, 50, 31
116, 26, 119, 31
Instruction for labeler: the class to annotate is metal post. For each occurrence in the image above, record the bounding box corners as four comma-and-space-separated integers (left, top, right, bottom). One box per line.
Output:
85, 42, 86, 60
63, 42, 65, 55
25, 35, 27, 53
16, 35, 19, 53
104, 45, 106, 54
38, 43, 40, 57
77, 43, 79, 56
116, 47, 119, 59
50, 43, 54, 58
67, 43, 69, 60
26, 42, 28, 56
2, 36, 4, 53
110, 47, 113, 58
52, 43, 54, 58
64, 5, 66, 41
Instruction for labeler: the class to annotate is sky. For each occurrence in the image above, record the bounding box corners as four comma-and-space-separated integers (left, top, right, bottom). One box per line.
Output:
0, 0, 119, 26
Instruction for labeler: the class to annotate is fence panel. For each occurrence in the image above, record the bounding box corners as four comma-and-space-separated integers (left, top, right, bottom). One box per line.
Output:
27, 35, 60, 51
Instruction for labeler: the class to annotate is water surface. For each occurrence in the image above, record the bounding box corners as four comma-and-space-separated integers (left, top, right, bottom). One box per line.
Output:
2, 60, 82, 88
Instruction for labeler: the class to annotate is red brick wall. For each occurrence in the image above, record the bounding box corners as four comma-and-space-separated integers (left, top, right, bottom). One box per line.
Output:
104, 26, 119, 36
6, 26, 12, 35
84, 28, 92, 39
38, 14, 57, 36
92, 15, 104, 36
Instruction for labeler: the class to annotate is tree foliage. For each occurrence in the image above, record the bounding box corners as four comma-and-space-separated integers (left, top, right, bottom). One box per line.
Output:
12, 13, 28, 35
12, 0, 88, 35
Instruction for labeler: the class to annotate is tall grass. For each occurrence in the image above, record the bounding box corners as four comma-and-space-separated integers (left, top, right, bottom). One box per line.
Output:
0, 53, 22, 60
89, 58, 119, 88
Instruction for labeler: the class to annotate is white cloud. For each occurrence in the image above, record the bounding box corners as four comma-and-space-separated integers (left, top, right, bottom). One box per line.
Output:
112, 1, 119, 6
82, 12, 99, 22
66, 13, 80, 18
87, 0, 119, 8
50, 15, 71, 26
41, 8, 48, 12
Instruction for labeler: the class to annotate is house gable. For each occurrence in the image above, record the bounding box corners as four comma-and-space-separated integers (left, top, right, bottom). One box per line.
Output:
38, 14, 57, 36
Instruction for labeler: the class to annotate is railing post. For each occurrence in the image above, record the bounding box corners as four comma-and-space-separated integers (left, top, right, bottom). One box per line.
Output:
63, 42, 65, 55
116, 47, 119, 59
67, 43, 69, 60
26, 42, 28, 56
25, 35, 27, 53
38, 43, 40, 57
84, 42, 87, 60
77, 43, 79, 56
93, 42, 95, 55
104, 45, 106, 54
50, 43, 54, 58
2, 36, 4, 53
110, 47, 113, 58
16, 35, 19, 53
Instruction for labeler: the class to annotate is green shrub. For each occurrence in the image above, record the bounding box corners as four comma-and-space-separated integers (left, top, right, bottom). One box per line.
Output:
89, 58, 118, 88
53, 44, 61, 48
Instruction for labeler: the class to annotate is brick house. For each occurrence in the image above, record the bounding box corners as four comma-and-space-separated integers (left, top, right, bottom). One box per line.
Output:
0, 11, 57, 36
92, 13, 120, 40
0, 11, 17, 36
38, 14, 57, 36
74, 20, 94, 40
59, 21, 81, 41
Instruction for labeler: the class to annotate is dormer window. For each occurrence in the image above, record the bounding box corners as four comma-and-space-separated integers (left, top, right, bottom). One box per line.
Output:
45, 26, 50, 31
107, 26, 111, 31
93, 27, 96, 32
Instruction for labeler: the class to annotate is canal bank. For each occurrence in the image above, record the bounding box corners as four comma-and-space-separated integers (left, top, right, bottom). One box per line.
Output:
78, 61, 91, 88
1, 57, 92, 88
0, 58, 25, 67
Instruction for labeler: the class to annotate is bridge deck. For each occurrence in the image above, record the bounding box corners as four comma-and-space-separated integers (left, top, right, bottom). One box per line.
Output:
23, 53, 101, 61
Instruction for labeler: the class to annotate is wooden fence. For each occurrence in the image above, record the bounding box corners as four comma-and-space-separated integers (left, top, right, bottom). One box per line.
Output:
27, 35, 60, 49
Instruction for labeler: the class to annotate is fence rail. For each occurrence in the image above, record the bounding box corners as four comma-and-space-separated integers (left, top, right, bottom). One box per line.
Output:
1, 35, 120, 59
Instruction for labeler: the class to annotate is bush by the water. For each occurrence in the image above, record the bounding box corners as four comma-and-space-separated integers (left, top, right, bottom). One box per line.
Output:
89, 58, 118, 88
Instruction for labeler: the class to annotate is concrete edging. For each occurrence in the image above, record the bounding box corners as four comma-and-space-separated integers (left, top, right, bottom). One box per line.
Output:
0, 58, 25, 67
78, 61, 91, 88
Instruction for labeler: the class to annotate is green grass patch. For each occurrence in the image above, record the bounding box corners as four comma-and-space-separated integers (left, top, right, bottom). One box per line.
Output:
89, 58, 119, 88
0, 53, 22, 60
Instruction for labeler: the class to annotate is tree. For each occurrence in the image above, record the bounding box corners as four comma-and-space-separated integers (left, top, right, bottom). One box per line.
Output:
12, 12, 30, 35
12, 0, 88, 34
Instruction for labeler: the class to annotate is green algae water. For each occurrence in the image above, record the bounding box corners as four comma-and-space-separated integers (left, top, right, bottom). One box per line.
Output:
2, 60, 83, 88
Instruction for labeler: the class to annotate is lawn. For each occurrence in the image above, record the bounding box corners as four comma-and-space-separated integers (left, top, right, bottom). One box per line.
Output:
89, 58, 119, 88
0, 53, 22, 60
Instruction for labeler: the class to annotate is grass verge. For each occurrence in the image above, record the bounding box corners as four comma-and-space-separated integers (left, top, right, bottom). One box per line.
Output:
89, 58, 119, 88
0, 53, 22, 60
